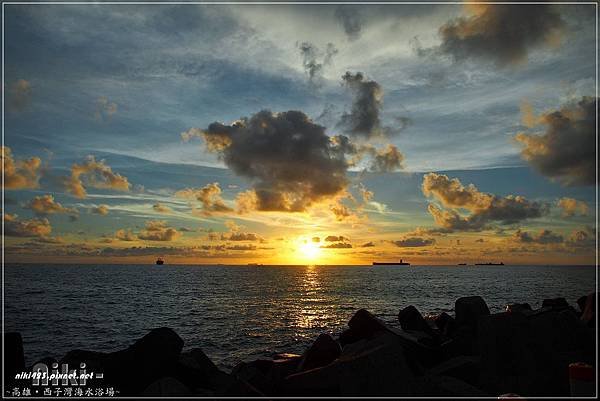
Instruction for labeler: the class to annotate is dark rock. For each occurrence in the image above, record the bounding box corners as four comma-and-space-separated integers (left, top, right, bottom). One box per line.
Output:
269, 356, 300, 381
505, 303, 532, 314
232, 356, 301, 395
142, 376, 193, 396
95, 327, 184, 395
477, 312, 538, 396
175, 348, 223, 391
297, 333, 341, 372
347, 309, 390, 338
413, 375, 488, 396
339, 328, 363, 347
527, 308, 594, 394
129, 327, 183, 367
576, 295, 588, 313
478, 309, 591, 396
455, 296, 490, 327
176, 349, 262, 396
580, 292, 596, 328
283, 332, 414, 396
338, 309, 397, 348
231, 360, 274, 395
429, 355, 480, 386
542, 297, 569, 310
5, 332, 25, 385
58, 349, 114, 389
434, 312, 456, 337
398, 305, 436, 336
60, 328, 184, 395
30, 356, 57, 372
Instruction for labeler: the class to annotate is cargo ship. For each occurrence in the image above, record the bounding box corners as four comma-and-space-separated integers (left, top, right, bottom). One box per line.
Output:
474, 262, 504, 266
372, 259, 410, 266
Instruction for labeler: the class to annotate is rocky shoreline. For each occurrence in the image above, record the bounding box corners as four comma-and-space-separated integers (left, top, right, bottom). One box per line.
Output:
5, 294, 597, 397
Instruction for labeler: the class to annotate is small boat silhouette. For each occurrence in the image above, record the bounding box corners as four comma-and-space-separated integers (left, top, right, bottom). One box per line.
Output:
156, 257, 164, 265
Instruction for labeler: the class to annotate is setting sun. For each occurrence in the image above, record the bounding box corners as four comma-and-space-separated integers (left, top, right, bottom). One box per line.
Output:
298, 239, 321, 262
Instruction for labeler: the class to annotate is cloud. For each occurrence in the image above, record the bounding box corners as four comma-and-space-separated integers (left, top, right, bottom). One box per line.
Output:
188, 110, 354, 212
362, 144, 404, 172
152, 203, 172, 213
557, 197, 588, 217
438, 4, 565, 66
321, 242, 352, 249
25, 194, 78, 217
392, 237, 436, 247
94, 96, 118, 121
115, 229, 136, 241
221, 231, 261, 241
515, 96, 597, 186
330, 201, 355, 221
175, 182, 232, 215
335, 6, 364, 41
8, 79, 32, 112
338, 72, 384, 138
180, 127, 204, 143
2, 146, 42, 189
358, 184, 374, 203
138, 220, 182, 241
360, 241, 375, 247
324, 235, 347, 242
33, 236, 64, 244
337, 71, 411, 139
423, 173, 547, 231
566, 227, 595, 249
225, 244, 257, 251
514, 229, 564, 244
65, 156, 131, 198
298, 41, 338, 87
91, 205, 109, 215
4, 213, 52, 237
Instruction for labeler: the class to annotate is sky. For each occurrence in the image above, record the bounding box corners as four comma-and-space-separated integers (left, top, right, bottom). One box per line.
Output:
2, 2, 597, 265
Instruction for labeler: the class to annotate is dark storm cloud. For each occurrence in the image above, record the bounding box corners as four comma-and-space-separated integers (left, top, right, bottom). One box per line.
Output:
392, 237, 436, 247
298, 42, 338, 87
334, 6, 364, 41
338, 72, 409, 139
514, 229, 564, 245
423, 173, 548, 232
439, 4, 566, 66
186, 110, 356, 212
515, 96, 597, 186
338, 72, 383, 138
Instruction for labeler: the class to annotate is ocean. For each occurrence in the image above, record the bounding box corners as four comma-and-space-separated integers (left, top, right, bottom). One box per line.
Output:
4, 263, 596, 370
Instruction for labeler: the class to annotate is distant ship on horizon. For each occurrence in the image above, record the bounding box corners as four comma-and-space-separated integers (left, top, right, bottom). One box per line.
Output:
156, 258, 164, 265
475, 262, 504, 266
372, 259, 410, 266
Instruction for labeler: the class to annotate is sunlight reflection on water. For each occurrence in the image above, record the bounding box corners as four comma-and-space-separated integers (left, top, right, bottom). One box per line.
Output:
5, 263, 596, 370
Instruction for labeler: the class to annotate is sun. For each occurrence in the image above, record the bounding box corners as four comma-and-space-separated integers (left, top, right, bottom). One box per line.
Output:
298, 240, 321, 262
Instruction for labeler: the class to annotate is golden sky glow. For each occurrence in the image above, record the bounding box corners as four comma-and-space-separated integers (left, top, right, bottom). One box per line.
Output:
2, 4, 596, 265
